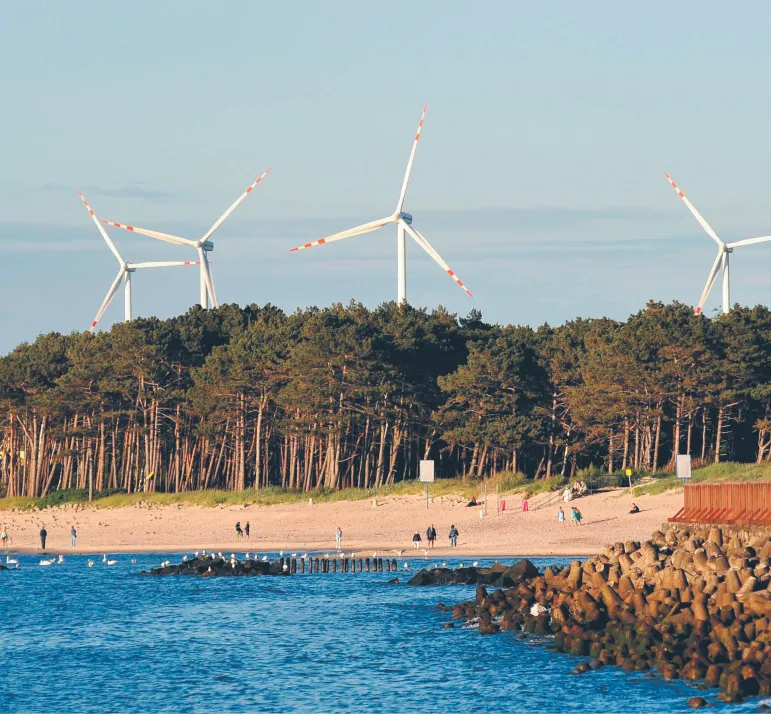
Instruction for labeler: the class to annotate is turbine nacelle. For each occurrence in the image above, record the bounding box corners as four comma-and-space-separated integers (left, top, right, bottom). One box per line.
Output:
398, 211, 413, 225
201, 240, 214, 252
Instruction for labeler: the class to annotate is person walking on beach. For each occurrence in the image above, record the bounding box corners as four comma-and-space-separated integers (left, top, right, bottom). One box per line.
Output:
245, 522, 251, 539
335, 526, 343, 550
235, 521, 243, 538
448, 525, 459, 548
39, 526, 47, 550
522, 499, 529, 512
570, 507, 583, 527
70, 525, 77, 547
557, 507, 565, 526
412, 531, 422, 550
1, 527, 8, 550
426, 525, 436, 548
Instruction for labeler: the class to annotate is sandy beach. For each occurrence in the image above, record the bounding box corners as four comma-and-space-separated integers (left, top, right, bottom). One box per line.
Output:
0, 487, 684, 557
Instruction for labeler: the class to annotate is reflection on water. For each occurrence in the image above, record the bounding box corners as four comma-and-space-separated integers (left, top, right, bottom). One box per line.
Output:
0, 554, 757, 712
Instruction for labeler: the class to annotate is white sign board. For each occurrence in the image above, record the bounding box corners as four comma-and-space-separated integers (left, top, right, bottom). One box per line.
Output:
676, 454, 692, 480
419, 460, 435, 482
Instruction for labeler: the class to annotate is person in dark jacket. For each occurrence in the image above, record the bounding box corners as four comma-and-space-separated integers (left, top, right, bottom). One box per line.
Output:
448, 525, 459, 547
39, 526, 47, 550
426, 525, 437, 548
412, 532, 422, 550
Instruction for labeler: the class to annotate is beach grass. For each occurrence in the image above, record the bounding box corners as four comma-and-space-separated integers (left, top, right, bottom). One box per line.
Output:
631, 461, 771, 496
3, 461, 770, 510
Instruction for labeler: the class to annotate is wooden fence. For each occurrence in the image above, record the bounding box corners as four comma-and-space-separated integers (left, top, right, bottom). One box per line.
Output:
669, 482, 771, 526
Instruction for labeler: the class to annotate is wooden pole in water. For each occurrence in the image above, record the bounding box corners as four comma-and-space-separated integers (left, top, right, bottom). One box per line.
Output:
300, 558, 305, 573
291, 558, 297, 573
391, 559, 397, 571
365, 557, 370, 572
333, 559, 337, 573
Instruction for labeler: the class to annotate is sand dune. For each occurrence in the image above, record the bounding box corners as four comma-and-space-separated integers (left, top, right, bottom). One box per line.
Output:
0, 487, 683, 556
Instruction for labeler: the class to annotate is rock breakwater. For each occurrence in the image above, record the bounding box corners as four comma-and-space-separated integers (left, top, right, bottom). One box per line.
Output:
436, 525, 771, 704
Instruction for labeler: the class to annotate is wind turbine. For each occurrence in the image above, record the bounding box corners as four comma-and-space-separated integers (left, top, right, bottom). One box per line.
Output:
79, 191, 201, 331
100, 170, 271, 309
290, 106, 472, 303
665, 173, 771, 315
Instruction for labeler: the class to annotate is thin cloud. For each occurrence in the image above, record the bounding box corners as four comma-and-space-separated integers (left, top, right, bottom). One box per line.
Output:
43, 182, 178, 201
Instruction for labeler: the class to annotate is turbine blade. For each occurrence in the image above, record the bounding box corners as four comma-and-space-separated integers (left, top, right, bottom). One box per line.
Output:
128, 260, 203, 268
400, 220, 473, 297
200, 169, 271, 244
289, 216, 393, 252
101, 220, 195, 247
89, 269, 125, 331
664, 173, 723, 247
78, 191, 123, 265
695, 250, 724, 315
726, 235, 771, 249
396, 105, 427, 213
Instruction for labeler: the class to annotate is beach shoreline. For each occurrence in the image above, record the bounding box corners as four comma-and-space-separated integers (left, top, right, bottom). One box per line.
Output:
0, 487, 682, 559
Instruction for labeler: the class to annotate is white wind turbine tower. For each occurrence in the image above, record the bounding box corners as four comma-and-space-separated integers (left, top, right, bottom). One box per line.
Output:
665, 173, 771, 315
79, 191, 201, 331
290, 106, 472, 303
101, 170, 271, 309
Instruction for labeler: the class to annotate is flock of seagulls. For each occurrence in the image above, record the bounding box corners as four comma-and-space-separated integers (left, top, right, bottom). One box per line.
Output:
5, 548, 488, 572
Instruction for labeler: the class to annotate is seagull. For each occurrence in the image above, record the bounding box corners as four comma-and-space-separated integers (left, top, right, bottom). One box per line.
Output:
301, 553, 308, 559
279, 550, 284, 557
459, 563, 465, 568
372, 551, 378, 558
6, 556, 18, 565
244, 553, 251, 560
106, 557, 118, 566
182, 555, 188, 561
194, 551, 200, 558
441, 562, 447, 567
57, 555, 65, 564
393, 550, 404, 557
131, 558, 137, 564
39, 558, 55, 566
282, 563, 289, 572
87, 559, 95, 567
403, 562, 410, 570
290, 553, 297, 558
472, 561, 479, 567
217, 551, 223, 558
261, 555, 268, 562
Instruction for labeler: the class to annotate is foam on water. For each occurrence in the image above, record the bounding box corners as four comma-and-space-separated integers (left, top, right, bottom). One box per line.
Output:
0, 554, 757, 712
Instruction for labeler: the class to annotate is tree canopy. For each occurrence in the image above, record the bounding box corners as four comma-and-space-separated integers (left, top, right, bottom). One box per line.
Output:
2, 300, 770, 498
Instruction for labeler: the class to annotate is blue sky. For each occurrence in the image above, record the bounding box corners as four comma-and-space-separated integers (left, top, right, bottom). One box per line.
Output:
2, 2, 771, 352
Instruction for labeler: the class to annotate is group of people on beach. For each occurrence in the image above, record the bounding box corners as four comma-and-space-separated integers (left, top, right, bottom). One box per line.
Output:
234, 522, 251, 539
556, 506, 582, 526
2, 524, 79, 550
412, 524, 459, 549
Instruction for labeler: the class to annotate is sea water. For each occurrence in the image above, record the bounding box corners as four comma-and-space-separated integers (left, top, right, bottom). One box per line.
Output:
0, 554, 759, 713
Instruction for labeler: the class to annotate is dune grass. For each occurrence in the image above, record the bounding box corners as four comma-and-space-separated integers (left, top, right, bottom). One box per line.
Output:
0, 478, 484, 512
632, 461, 771, 497
4, 462, 769, 510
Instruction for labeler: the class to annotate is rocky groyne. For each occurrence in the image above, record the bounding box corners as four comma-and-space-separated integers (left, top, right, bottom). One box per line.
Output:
140, 554, 400, 577
423, 525, 771, 705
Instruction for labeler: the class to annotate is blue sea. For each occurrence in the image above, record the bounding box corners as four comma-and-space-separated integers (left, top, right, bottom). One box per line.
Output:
0, 553, 759, 713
